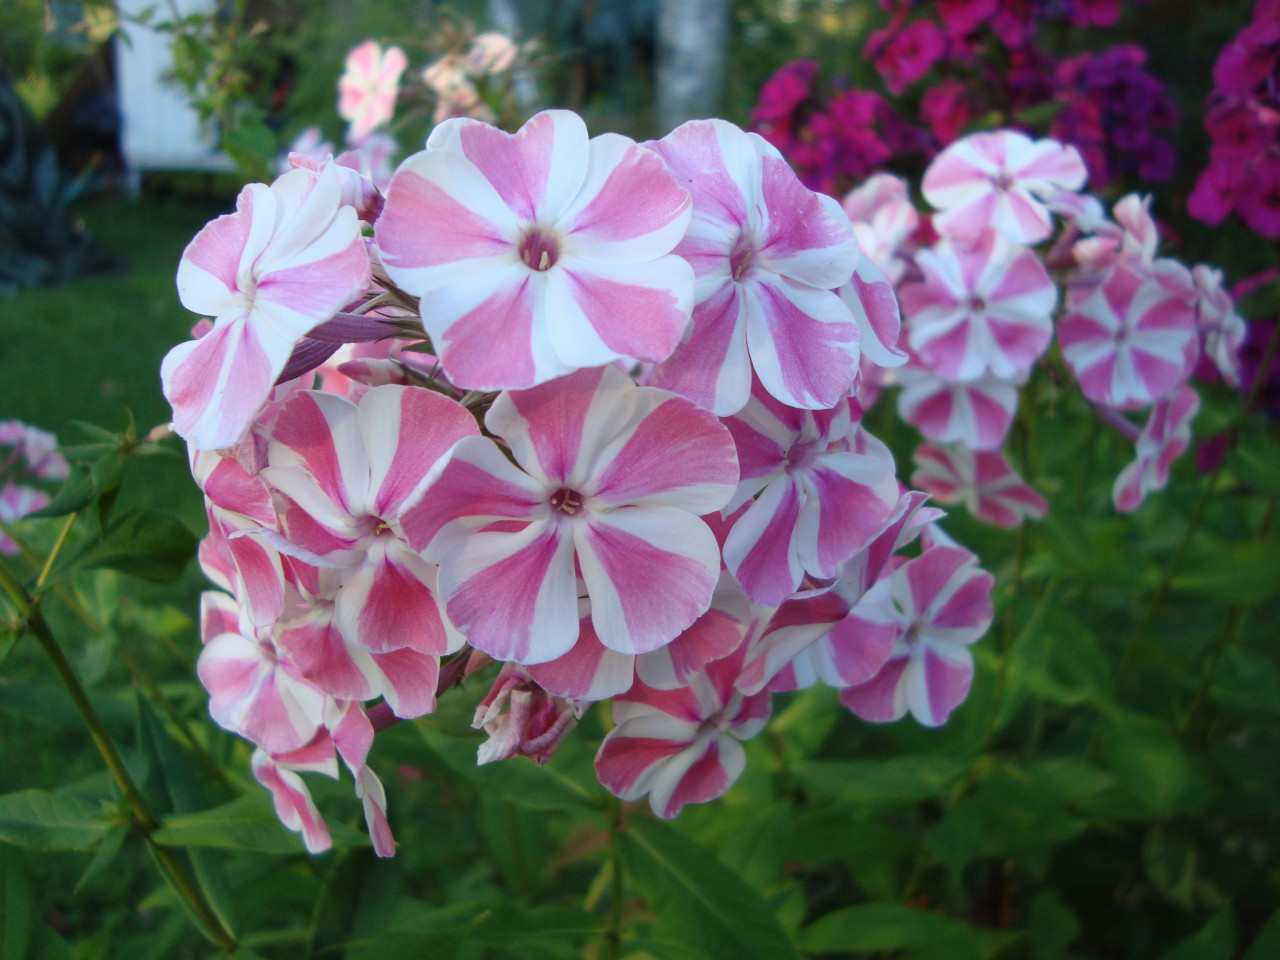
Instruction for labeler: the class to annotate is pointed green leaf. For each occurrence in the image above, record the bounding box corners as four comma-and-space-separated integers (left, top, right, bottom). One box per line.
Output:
69, 509, 196, 584
1159, 908, 1234, 960
800, 902, 1020, 959
151, 792, 368, 853
792, 753, 973, 804
75, 821, 130, 894
1101, 709, 1189, 818
0, 847, 33, 960
0, 790, 111, 851
1244, 909, 1280, 960
617, 817, 800, 960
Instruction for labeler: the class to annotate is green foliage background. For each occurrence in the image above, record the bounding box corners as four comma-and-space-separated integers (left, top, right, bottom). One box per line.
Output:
2, 2, 1280, 959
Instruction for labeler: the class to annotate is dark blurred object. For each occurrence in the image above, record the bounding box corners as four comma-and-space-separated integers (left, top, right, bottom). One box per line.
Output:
43, 40, 126, 189
0, 62, 120, 291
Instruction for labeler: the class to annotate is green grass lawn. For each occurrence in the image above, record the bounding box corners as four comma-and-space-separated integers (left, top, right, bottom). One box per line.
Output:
0, 194, 234, 529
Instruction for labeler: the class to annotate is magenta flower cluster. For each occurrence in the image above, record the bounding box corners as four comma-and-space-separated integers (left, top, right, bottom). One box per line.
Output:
161, 105, 1000, 854
1189, 1, 1280, 238
751, 0, 1178, 194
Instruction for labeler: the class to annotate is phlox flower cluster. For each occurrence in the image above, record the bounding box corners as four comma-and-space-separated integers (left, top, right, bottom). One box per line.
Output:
1189, 1, 1280, 238
838, 129, 1244, 520
752, 1, 1177, 194
0, 421, 69, 556
162, 104, 998, 854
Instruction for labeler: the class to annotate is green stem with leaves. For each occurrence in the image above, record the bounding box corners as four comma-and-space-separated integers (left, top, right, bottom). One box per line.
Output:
0, 559, 238, 954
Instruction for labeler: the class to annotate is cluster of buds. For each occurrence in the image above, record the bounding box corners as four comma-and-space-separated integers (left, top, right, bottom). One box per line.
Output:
161, 103, 998, 855
839, 130, 1245, 520
0, 421, 69, 555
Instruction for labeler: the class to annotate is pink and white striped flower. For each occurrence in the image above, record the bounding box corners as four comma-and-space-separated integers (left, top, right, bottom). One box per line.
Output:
911, 444, 1047, 529
162, 163, 371, 450
376, 110, 694, 390
900, 231, 1057, 383
472, 663, 583, 765
922, 131, 1087, 245
594, 641, 771, 818
722, 382, 899, 605
646, 119, 863, 415
1113, 385, 1200, 513
1058, 263, 1198, 409
894, 365, 1022, 452
1192, 265, 1246, 386
196, 591, 328, 754
257, 385, 477, 716
738, 489, 938, 696
401, 365, 739, 665
525, 575, 752, 702
837, 255, 908, 370
839, 544, 994, 727
0, 421, 69, 480
338, 41, 408, 139
841, 173, 921, 286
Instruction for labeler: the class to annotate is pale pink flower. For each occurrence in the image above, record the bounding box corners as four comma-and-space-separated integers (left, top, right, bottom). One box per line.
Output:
0, 483, 49, 555
923, 131, 1087, 244
839, 544, 994, 727
594, 641, 771, 818
466, 32, 518, 75
1058, 263, 1198, 410
894, 365, 1022, 452
721, 382, 899, 605
841, 173, 921, 287
1113, 385, 1200, 512
911, 444, 1048, 529
376, 110, 695, 390
400, 365, 738, 665
900, 230, 1057, 383
163, 163, 371, 450
0, 422, 69, 480
338, 41, 408, 140
422, 54, 486, 125
646, 119, 863, 415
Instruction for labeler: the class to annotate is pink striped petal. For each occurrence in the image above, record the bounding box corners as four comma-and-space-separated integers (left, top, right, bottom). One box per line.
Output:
251, 751, 332, 854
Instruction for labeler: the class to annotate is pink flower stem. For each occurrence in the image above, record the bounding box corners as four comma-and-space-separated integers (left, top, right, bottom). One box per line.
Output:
1092, 403, 1141, 443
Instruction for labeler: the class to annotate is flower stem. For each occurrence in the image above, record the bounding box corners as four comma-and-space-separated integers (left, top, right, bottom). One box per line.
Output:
604, 796, 626, 960
0, 559, 238, 953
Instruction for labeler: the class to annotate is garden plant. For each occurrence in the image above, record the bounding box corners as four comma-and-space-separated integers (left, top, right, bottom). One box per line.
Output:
2, 3, 1280, 959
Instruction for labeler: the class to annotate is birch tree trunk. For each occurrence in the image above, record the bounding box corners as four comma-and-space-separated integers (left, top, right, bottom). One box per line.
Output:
655, 0, 731, 132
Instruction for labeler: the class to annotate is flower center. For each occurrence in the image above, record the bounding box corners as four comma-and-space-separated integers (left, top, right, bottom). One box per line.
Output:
730, 235, 756, 282
992, 169, 1015, 192
549, 487, 583, 516
519, 226, 561, 271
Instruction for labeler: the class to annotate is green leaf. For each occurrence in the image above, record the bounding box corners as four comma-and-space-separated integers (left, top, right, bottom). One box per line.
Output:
0, 847, 32, 960
1026, 891, 1079, 960
617, 817, 800, 960
792, 753, 973, 804
134, 694, 237, 939
800, 902, 1020, 959
1101, 709, 1189, 818
74, 821, 129, 894
1244, 909, 1280, 960
1174, 539, 1280, 603
0, 790, 111, 851
417, 725, 599, 811
1159, 908, 1234, 960
25, 464, 95, 519
151, 792, 368, 853
68, 509, 196, 584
